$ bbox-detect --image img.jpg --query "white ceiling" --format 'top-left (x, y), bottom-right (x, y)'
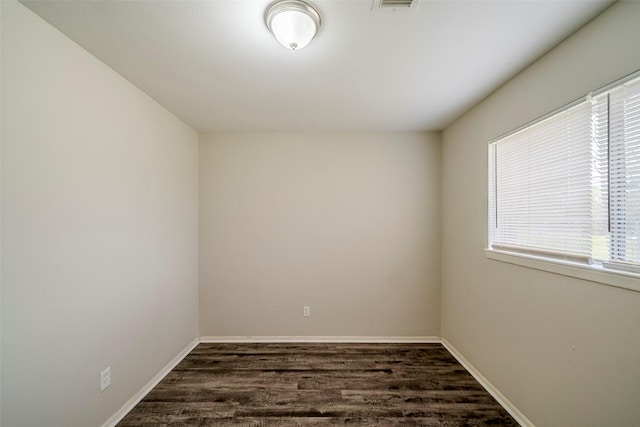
top-left (22, 0), bottom-right (613, 132)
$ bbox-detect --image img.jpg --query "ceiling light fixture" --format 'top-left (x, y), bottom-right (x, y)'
top-left (265, 0), bottom-right (321, 51)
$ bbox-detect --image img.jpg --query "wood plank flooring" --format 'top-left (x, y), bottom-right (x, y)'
top-left (118, 343), bottom-right (517, 426)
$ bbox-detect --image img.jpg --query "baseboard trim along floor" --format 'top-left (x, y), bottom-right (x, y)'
top-left (102, 336), bottom-right (533, 427)
top-left (199, 335), bottom-right (441, 343)
top-left (441, 338), bottom-right (534, 427)
top-left (101, 338), bottom-right (200, 427)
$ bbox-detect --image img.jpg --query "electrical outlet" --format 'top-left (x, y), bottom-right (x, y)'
top-left (303, 306), bottom-right (310, 317)
top-left (100, 366), bottom-right (111, 392)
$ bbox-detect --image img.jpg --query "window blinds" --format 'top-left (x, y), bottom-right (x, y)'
top-left (609, 77), bottom-right (640, 266)
top-left (489, 99), bottom-right (603, 261)
top-left (489, 73), bottom-right (640, 269)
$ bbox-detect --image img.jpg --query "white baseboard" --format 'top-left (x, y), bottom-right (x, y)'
top-left (441, 338), bottom-right (533, 427)
top-left (100, 338), bottom-right (199, 427)
top-left (199, 335), bottom-right (441, 343)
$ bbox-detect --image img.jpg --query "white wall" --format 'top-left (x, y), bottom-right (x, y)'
top-left (441, 2), bottom-right (640, 426)
top-left (0, 2), bottom-right (4, 423)
top-left (1, 2), bottom-right (199, 426)
top-left (199, 132), bottom-right (441, 337)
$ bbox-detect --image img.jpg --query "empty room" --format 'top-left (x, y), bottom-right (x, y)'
top-left (2, 0), bottom-right (640, 426)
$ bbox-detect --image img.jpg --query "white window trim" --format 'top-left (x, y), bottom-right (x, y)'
top-left (485, 248), bottom-right (640, 293)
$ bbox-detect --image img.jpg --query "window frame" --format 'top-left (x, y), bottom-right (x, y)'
top-left (485, 70), bottom-right (640, 293)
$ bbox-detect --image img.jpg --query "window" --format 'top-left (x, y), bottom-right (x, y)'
top-left (488, 72), bottom-right (640, 285)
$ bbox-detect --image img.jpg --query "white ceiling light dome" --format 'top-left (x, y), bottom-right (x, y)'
top-left (265, 0), bottom-right (322, 51)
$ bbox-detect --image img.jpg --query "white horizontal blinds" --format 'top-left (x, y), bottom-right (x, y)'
top-left (491, 100), bottom-right (595, 259)
top-left (491, 128), bottom-right (529, 250)
top-left (488, 143), bottom-right (497, 238)
top-left (590, 93), bottom-right (610, 262)
top-left (609, 76), bottom-right (640, 265)
top-left (565, 100), bottom-right (598, 257)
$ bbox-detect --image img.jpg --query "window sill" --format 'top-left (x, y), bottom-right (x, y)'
top-left (485, 249), bottom-right (640, 293)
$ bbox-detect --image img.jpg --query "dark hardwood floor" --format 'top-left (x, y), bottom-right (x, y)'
top-left (118, 343), bottom-right (517, 426)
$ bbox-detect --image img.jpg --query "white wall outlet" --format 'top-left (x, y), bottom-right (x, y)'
top-left (303, 306), bottom-right (310, 317)
top-left (100, 366), bottom-right (111, 392)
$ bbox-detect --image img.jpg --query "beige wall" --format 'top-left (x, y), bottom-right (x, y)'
top-left (199, 132), bottom-right (441, 337)
top-left (6, 0), bottom-right (640, 425)
top-left (1, 2), bottom-right (199, 426)
top-left (441, 2), bottom-right (640, 426)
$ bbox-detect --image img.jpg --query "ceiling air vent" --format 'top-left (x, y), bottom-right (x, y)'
top-left (372, 0), bottom-right (418, 12)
